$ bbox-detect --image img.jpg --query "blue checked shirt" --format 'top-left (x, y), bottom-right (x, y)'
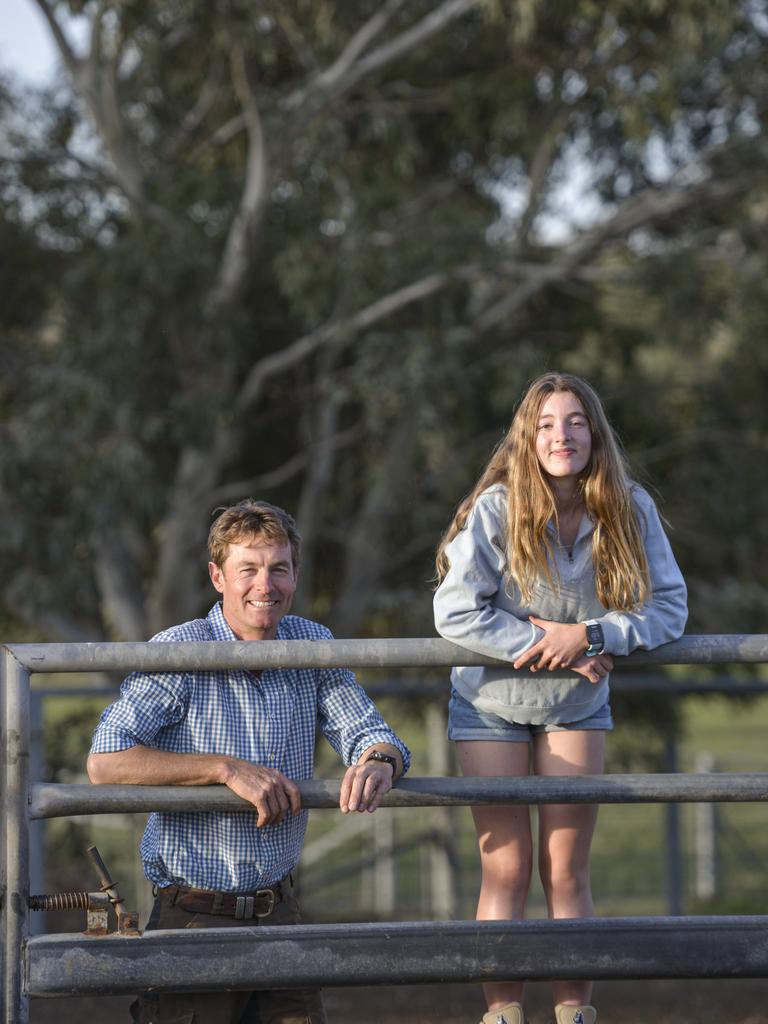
top-left (90, 602), bottom-right (410, 892)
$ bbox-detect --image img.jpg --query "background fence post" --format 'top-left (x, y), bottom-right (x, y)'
top-left (694, 752), bottom-right (718, 902)
top-left (426, 700), bottom-right (458, 919)
top-left (372, 807), bottom-right (396, 917)
top-left (664, 734), bottom-right (683, 916)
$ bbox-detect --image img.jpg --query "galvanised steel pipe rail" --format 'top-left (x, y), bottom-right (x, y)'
top-left (5, 635), bottom-right (768, 1023)
top-left (7, 633), bottom-right (768, 672)
top-left (29, 773), bottom-right (768, 819)
top-left (26, 916), bottom-right (768, 996)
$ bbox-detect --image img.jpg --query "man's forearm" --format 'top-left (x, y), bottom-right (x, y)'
top-left (88, 746), bottom-right (304, 825)
top-left (87, 746), bottom-right (231, 787)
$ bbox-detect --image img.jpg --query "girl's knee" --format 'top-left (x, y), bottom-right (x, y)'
top-left (481, 851), bottom-right (533, 895)
top-left (539, 855), bottom-right (591, 899)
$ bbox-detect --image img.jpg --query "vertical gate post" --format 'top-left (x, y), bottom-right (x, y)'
top-left (1, 648), bottom-right (31, 1024)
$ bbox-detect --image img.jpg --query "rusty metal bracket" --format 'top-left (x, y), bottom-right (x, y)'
top-left (27, 846), bottom-right (140, 936)
top-left (86, 845), bottom-right (140, 935)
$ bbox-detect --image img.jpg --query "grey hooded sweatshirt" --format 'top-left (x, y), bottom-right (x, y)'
top-left (433, 483), bottom-right (687, 725)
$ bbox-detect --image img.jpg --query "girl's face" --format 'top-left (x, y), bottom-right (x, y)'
top-left (535, 390), bottom-right (592, 482)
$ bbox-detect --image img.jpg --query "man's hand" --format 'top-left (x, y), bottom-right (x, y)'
top-left (339, 759), bottom-right (395, 815)
top-left (513, 617), bottom-right (592, 672)
top-left (222, 761), bottom-right (301, 827)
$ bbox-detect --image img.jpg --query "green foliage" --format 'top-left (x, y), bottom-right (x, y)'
top-left (0, 0), bottom-right (766, 647)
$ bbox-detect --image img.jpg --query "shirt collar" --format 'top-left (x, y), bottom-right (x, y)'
top-left (207, 601), bottom-right (239, 641)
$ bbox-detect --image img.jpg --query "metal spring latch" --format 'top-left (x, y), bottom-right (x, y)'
top-left (28, 844), bottom-right (140, 935)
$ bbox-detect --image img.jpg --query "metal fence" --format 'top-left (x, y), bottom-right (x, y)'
top-left (3, 635), bottom-right (768, 1023)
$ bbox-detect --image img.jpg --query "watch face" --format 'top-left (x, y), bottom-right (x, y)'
top-left (367, 751), bottom-right (396, 770)
top-left (586, 623), bottom-right (603, 646)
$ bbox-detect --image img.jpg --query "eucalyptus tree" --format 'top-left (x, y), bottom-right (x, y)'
top-left (1, 0), bottom-right (766, 640)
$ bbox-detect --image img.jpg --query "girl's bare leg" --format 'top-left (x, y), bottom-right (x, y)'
top-left (534, 729), bottom-right (605, 1008)
top-left (457, 740), bottom-right (532, 1011)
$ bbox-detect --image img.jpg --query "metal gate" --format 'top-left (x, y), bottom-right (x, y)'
top-left (3, 634), bottom-right (768, 1022)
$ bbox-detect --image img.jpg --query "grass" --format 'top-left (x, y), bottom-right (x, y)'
top-left (301, 689), bottom-right (768, 922)
top-left (35, 686), bottom-right (768, 928)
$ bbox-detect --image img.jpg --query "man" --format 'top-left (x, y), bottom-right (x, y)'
top-left (88, 499), bottom-right (410, 1024)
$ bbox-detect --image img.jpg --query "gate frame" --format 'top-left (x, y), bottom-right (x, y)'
top-left (3, 634), bottom-right (768, 1023)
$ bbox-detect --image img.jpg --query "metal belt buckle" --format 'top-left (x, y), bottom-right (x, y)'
top-left (255, 888), bottom-right (276, 918)
top-left (234, 896), bottom-right (255, 920)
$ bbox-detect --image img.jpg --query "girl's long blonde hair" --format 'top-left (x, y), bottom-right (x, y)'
top-left (435, 372), bottom-right (650, 611)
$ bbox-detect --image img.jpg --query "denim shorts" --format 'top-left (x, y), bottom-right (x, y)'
top-left (447, 687), bottom-right (613, 742)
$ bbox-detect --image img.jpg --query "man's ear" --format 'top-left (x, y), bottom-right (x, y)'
top-left (208, 560), bottom-right (225, 594)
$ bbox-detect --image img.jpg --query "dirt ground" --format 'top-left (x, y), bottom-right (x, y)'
top-left (29, 979), bottom-right (768, 1023)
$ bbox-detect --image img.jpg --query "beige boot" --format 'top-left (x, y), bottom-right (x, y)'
top-left (481, 1002), bottom-right (525, 1024)
top-left (554, 1005), bottom-right (596, 1024)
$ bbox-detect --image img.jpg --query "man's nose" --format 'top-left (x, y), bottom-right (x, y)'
top-left (253, 570), bottom-right (274, 591)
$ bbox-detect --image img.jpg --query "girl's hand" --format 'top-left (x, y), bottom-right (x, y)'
top-left (513, 617), bottom-right (590, 672)
top-left (570, 652), bottom-right (614, 684)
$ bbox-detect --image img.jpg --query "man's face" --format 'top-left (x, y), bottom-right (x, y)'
top-left (208, 533), bottom-right (298, 641)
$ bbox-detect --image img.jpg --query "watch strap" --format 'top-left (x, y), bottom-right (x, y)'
top-left (364, 750), bottom-right (398, 775)
top-left (584, 619), bottom-right (605, 657)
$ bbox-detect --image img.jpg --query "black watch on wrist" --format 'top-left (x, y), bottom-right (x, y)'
top-left (584, 620), bottom-right (605, 657)
top-left (365, 750), bottom-right (397, 776)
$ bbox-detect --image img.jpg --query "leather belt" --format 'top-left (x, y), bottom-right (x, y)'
top-left (165, 882), bottom-right (283, 920)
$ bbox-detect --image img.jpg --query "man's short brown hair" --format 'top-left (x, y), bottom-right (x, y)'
top-left (208, 500), bottom-right (301, 570)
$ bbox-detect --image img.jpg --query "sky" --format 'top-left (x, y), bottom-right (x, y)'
top-left (0, 0), bottom-right (82, 85)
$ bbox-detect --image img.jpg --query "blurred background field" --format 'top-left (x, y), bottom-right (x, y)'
top-left (34, 677), bottom-right (768, 931)
top-left (30, 678), bottom-right (768, 1023)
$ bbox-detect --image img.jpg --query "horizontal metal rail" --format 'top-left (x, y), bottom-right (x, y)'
top-left (27, 674), bottom-right (768, 699)
top-left (29, 773), bottom-right (768, 819)
top-left (7, 634), bottom-right (768, 673)
top-left (26, 916), bottom-right (768, 996)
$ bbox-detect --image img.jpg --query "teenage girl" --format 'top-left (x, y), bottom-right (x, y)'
top-left (433, 372), bottom-right (687, 1024)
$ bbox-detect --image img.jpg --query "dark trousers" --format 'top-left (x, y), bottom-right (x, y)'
top-left (130, 883), bottom-right (327, 1024)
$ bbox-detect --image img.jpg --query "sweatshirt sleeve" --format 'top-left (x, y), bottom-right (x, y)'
top-left (433, 488), bottom-right (541, 662)
top-left (596, 487), bottom-right (688, 656)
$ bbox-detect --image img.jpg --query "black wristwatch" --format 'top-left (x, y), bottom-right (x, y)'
top-left (584, 620), bottom-right (605, 657)
top-left (365, 750), bottom-right (398, 776)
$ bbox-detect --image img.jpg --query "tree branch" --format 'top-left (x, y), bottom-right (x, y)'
top-left (233, 264), bottom-right (481, 413)
top-left (34, 0), bottom-right (153, 211)
top-left (288, 0), bottom-right (407, 107)
top-left (167, 61), bottom-right (224, 157)
top-left (207, 42), bottom-right (269, 313)
top-left (515, 106), bottom-right (571, 245)
top-left (283, 0), bottom-right (478, 112)
top-left (475, 138), bottom-right (767, 332)
top-left (31, 0), bottom-right (79, 76)
top-left (92, 529), bottom-right (149, 641)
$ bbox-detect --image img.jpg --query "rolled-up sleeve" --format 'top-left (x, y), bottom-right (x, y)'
top-left (433, 489), bottom-right (540, 661)
top-left (597, 488), bottom-right (688, 655)
top-left (90, 669), bottom-right (189, 753)
top-left (315, 659), bottom-right (410, 773)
